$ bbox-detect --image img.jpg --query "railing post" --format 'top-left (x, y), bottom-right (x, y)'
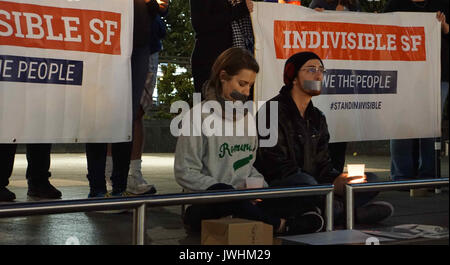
top-left (325, 190), bottom-right (333, 231)
top-left (132, 204), bottom-right (146, 245)
top-left (346, 185), bottom-right (354, 230)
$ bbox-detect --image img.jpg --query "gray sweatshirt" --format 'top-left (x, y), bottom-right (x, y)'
top-left (174, 100), bottom-right (267, 191)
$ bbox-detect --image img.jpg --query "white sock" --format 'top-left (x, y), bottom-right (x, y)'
top-left (105, 156), bottom-right (113, 179)
top-left (129, 159), bottom-right (142, 174)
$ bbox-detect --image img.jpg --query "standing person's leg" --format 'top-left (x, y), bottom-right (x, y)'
top-left (192, 64), bottom-right (211, 98)
top-left (110, 47), bottom-right (150, 196)
top-left (86, 143), bottom-right (108, 197)
top-left (110, 142), bottom-right (132, 195)
top-left (105, 144), bottom-right (113, 191)
top-left (390, 139), bottom-right (417, 180)
top-left (0, 144), bottom-right (18, 201)
top-left (126, 52), bottom-right (158, 195)
top-left (418, 137), bottom-right (437, 178)
top-left (26, 144), bottom-right (61, 199)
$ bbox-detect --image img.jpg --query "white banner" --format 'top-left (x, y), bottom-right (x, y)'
top-left (0, 0), bottom-right (133, 143)
top-left (252, 3), bottom-right (441, 142)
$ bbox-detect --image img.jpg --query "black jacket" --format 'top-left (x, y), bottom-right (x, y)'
top-left (254, 86), bottom-right (340, 187)
top-left (189, 0), bottom-right (250, 68)
top-left (133, 0), bottom-right (160, 48)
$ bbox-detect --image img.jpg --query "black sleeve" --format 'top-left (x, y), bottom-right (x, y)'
top-left (190, 0), bottom-right (232, 35)
top-left (383, 0), bottom-right (400, 13)
top-left (309, 0), bottom-right (323, 9)
top-left (146, 0), bottom-right (160, 16)
top-left (230, 1), bottom-right (250, 21)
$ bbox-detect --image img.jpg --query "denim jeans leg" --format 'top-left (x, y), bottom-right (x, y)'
top-left (418, 138), bottom-right (437, 178)
top-left (390, 139), bottom-right (417, 180)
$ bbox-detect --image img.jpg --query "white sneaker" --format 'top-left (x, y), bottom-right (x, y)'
top-left (126, 170), bottom-right (156, 195)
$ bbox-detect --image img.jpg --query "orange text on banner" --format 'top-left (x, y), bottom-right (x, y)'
top-left (0, 1), bottom-right (121, 55)
top-left (274, 21), bottom-right (426, 61)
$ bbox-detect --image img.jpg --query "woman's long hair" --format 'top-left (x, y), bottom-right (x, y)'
top-left (203, 47), bottom-right (259, 100)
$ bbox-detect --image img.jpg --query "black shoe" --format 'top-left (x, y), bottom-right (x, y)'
top-left (182, 206), bottom-right (201, 234)
top-left (355, 201), bottom-right (394, 224)
top-left (0, 187), bottom-right (16, 202)
top-left (141, 186), bottom-right (157, 195)
top-left (284, 210), bottom-right (324, 235)
top-left (27, 180), bottom-right (62, 199)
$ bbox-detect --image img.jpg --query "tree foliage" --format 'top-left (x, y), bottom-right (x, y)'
top-left (160, 0), bottom-right (195, 58)
top-left (154, 64), bottom-right (194, 120)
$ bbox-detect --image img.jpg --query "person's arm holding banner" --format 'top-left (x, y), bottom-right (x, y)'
top-left (437, 11), bottom-right (449, 35)
top-left (144, 0), bottom-right (160, 12)
top-left (309, 0), bottom-right (326, 12)
top-left (156, 0), bottom-right (169, 13)
top-left (246, 0), bottom-right (254, 13)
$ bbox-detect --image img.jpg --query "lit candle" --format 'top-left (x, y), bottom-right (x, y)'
top-left (346, 164), bottom-right (366, 184)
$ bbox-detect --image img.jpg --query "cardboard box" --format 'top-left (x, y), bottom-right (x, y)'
top-left (201, 218), bottom-right (273, 245)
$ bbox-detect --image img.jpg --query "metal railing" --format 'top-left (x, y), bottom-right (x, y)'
top-left (346, 178), bottom-right (449, 230)
top-left (0, 185), bottom-right (334, 245)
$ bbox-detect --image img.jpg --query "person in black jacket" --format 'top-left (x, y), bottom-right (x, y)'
top-left (309, 0), bottom-right (361, 174)
top-left (190, 0), bottom-right (254, 98)
top-left (255, 52), bottom-right (394, 226)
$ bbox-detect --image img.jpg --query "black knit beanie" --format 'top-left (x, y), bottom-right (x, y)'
top-left (283, 52), bottom-right (323, 88)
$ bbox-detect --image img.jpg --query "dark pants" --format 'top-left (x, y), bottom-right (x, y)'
top-left (192, 64), bottom-right (210, 98)
top-left (86, 47), bottom-right (150, 194)
top-left (390, 138), bottom-right (436, 180)
top-left (0, 144), bottom-right (52, 188)
top-left (183, 184), bottom-right (281, 232)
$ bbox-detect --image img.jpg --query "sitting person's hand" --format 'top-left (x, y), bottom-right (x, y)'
top-left (333, 173), bottom-right (366, 196)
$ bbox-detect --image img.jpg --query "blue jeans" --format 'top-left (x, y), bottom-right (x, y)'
top-left (390, 138), bottom-right (436, 180)
top-left (389, 82), bottom-right (446, 180)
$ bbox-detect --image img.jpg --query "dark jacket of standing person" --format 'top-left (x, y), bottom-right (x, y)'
top-left (190, 0), bottom-right (251, 94)
top-left (134, 0), bottom-right (161, 49)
